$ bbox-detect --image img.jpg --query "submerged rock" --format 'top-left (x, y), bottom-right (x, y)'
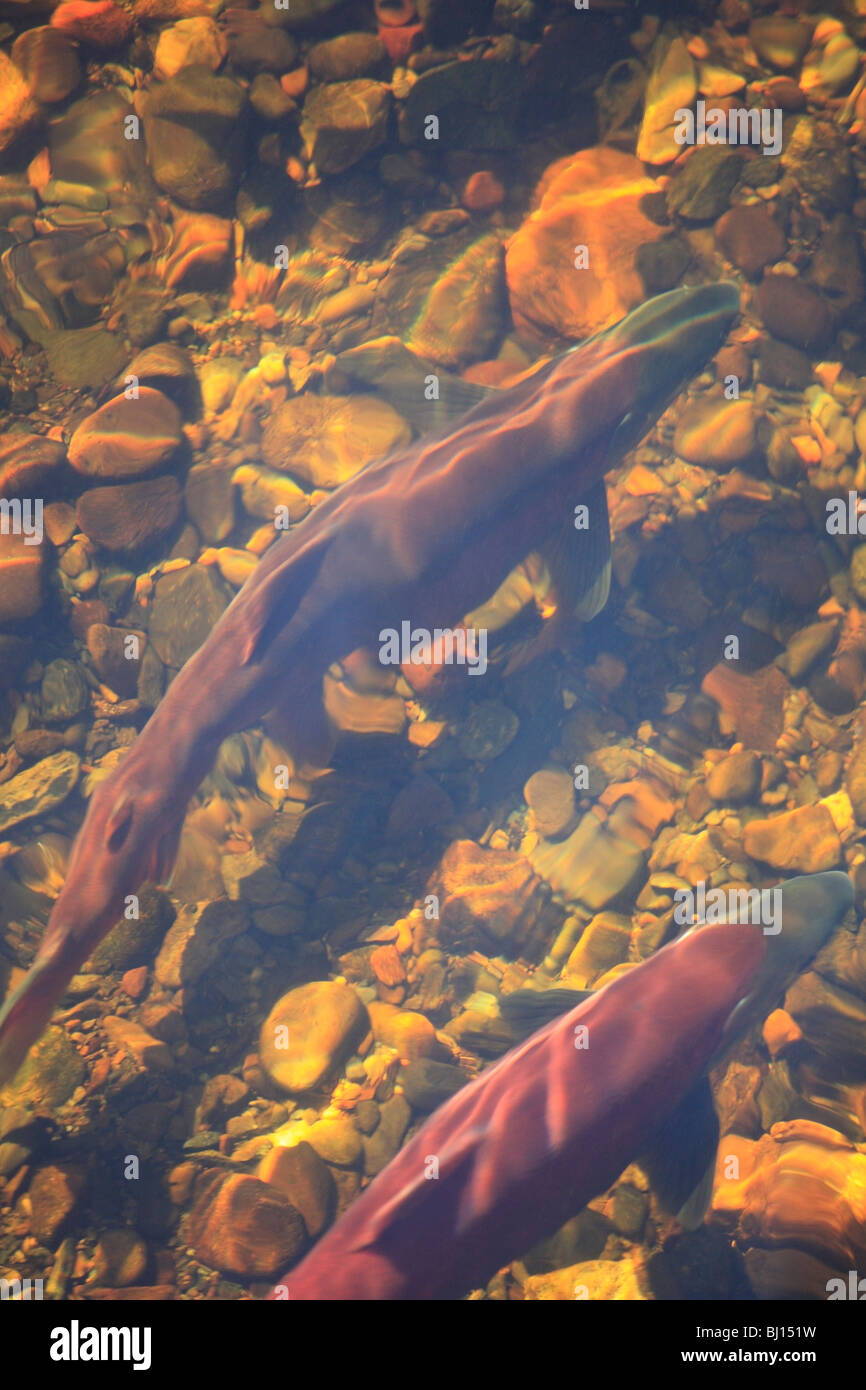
top-left (144, 66), bottom-right (247, 210)
top-left (68, 389), bottom-right (183, 480)
top-left (506, 147), bottom-right (667, 341)
top-left (76, 476), bottom-right (182, 554)
top-left (0, 751), bottom-right (81, 834)
top-left (259, 981), bottom-right (369, 1093)
top-left (636, 36), bottom-right (696, 165)
top-left (148, 564), bottom-right (232, 668)
top-left (187, 1170), bottom-right (306, 1277)
top-left (261, 394), bottom-right (410, 489)
top-left (300, 79), bottom-right (391, 174)
top-left (0, 531), bottom-right (45, 624)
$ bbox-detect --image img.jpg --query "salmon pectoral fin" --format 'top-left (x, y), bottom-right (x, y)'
top-left (638, 1073), bottom-right (719, 1229)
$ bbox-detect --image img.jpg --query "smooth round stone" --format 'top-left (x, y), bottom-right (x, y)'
top-left (51, 1), bottom-right (133, 49)
top-left (68, 388), bottom-right (183, 479)
top-left (300, 79), bottom-right (391, 174)
top-left (41, 658), bottom-right (89, 721)
top-left (308, 33), bottom-right (388, 81)
top-left (143, 67), bottom-right (246, 211)
top-left (706, 751), bottom-right (762, 805)
top-left (715, 204), bottom-right (787, 277)
top-left (0, 433), bottom-right (66, 499)
top-left (673, 398), bottom-right (756, 470)
top-left (261, 394), bottom-right (410, 489)
top-left (458, 699), bottom-right (519, 761)
top-left (0, 530), bottom-right (45, 624)
top-left (635, 35), bottom-right (697, 165)
top-left (259, 981), bottom-right (369, 1093)
top-left (749, 17), bottom-right (811, 71)
top-left (12, 26), bottom-right (81, 104)
top-left (755, 277), bottom-right (832, 351)
top-left (187, 1171), bottom-right (306, 1277)
top-left (524, 768), bottom-right (577, 839)
top-left (147, 564), bottom-right (232, 667)
top-left (76, 475), bottom-right (182, 554)
top-left (154, 17), bottom-right (228, 79)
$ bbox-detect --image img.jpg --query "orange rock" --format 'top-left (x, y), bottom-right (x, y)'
top-left (713, 1121), bottom-right (866, 1271)
top-left (701, 663), bottom-right (790, 754)
top-left (762, 1007), bottom-right (802, 1058)
top-left (430, 839), bottom-right (559, 954)
top-left (744, 804), bottom-right (841, 874)
top-left (462, 170), bottom-right (505, 213)
top-left (257, 1141), bottom-right (335, 1238)
top-left (506, 147), bottom-right (667, 341)
top-left (370, 943), bottom-right (406, 987)
top-left (186, 1170), bottom-right (306, 1277)
top-left (0, 530), bottom-right (45, 623)
top-left (375, 1009), bottom-right (439, 1062)
top-left (51, 1), bottom-right (132, 49)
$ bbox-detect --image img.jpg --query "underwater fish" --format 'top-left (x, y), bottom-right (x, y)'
top-left (0, 281), bottom-right (739, 1088)
top-left (271, 871), bottom-right (853, 1300)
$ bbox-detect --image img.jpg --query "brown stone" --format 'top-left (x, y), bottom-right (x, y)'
top-left (76, 476), bottom-right (182, 554)
top-left (187, 1169), bottom-right (306, 1277)
top-left (743, 804), bottom-right (841, 874)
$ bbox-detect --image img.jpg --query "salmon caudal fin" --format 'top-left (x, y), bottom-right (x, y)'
top-left (0, 950), bottom-right (75, 1090)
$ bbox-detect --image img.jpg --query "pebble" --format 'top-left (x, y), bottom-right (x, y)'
top-left (705, 750), bottom-right (762, 804)
top-left (92, 1230), bottom-right (148, 1288)
top-left (749, 17), bottom-right (811, 71)
top-left (667, 148), bottom-right (743, 221)
top-left (300, 79), bottom-right (391, 175)
top-left (507, 147), bottom-right (666, 341)
top-left (715, 205), bottom-right (787, 277)
top-left (674, 398), bottom-right (756, 470)
top-left (524, 768), bottom-right (578, 840)
top-left (41, 658), bottom-right (89, 722)
top-left (186, 1170), bottom-right (306, 1277)
top-left (743, 805), bottom-right (842, 874)
top-left (102, 1016), bottom-right (174, 1072)
top-left (0, 751), bottom-right (81, 834)
top-left (458, 699), bottom-right (519, 761)
top-left (11, 26), bottom-right (81, 104)
top-left (28, 1164), bottom-right (86, 1245)
top-left (68, 389), bottom-right (183, 480)
top-left (259, 981), bottom-right (369, 1093)
top-left (261, 394), bottom-right (410, 489)
top-left (400, 1058), bottom-right (465, 1111)
top-left (755, 277), bottom-right (832, 353)
top-left (51, 1), bottom-right (132, 49)
top-left (153, 18), bottom-right (228, 80)
top-left (76, 476), bottom-right (182, 554)
top-left (636, 36), bottom-right (696, 165)
top-left (563, 912), bottom-right (631, 989)
top-left (147, 564), bottom-right (232, 667)
top-left (308, 34), bottom-right (389, 81)
top-left (257, 1141), bottom-right (335, 1239)
top-left (0, 531), bottom-right (45, 624)
top-left (143, 68), bottom-right (246, 210)
top-left (154, 899), bottom-right (248, 988)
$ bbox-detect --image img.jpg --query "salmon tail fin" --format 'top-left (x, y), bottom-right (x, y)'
top-left (0, 949), bottom-right (74, 1090)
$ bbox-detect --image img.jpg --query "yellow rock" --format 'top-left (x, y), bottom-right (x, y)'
top-left (636, 37), bottom-right (697, 165)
